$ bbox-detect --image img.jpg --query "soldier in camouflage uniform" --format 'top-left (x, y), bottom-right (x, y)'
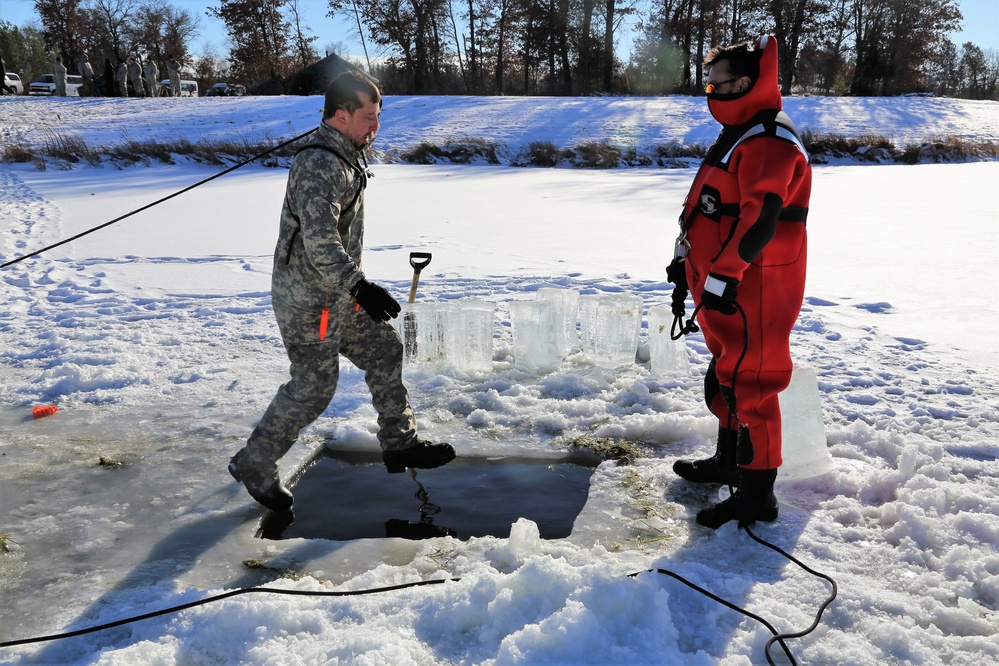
top-left (229, 72), bottom-right (455, 512)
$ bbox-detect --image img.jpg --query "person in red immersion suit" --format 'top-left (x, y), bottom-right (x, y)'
top-left (668, 35), bottom-right (812, 529)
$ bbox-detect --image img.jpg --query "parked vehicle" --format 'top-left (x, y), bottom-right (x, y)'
top-left (159, 79), bottom-right (199, 97)
top-left (3, 72), bottom-right (23, 95)
top-left (28, 73), bottom-right (84, 96)
top-left (205, 82), bottom-right (246, 97)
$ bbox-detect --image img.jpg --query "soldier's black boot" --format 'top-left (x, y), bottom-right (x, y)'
top-left (383, 438), bottom-right (456, 474)
top-left (673, 426), bottom-right (739, 485)
top-left (696, 468), bottom-right (779, 529)
top-left (228, 451), bottom-right (294, 512)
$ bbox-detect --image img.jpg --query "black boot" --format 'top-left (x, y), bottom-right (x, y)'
top-left (383, 438), bottom-right (456, 473)
top-left (696, 468), bottom-right (779, 529)
top-left (673, 426), bottom-right (739, 485)
top-left (228, 454), bottom-right (294, 512)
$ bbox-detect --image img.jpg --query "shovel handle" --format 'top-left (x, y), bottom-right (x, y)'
top-left (408, 273), bottom-right (421, 304)
top-left (407, 252), bottom-right (432, 304)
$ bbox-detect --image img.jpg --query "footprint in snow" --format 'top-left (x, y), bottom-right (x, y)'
top-left (804, 296), bottom-right (838, 307)
top-left (857, 301), bottom-right (892, 313)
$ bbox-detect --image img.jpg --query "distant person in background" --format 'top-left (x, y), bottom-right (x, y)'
top-left (103, 58), bottom-right (115, 96)
top-left (78, 53), bottom-right (95, 96)
top-left (143, 58), bottom-right (159, 97)
top-left (127, 56), bottom-right (144, 97)
top-left (228, 72), bottom-right (456, 512)
top-left (1, 54), bottom-right (16, 95)
top-left (668, 35), bottom-right (812, 529)
top-left (166, 55), bottom-right (181, 96)
top-left (53, 56), bottom-right (67, 96)
top-left (115, 58), bottom-right (128, 97)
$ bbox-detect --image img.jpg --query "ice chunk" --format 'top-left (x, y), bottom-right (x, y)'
top-left (647, 304), bottom-right (690, 376)
top-left (398, 302), bottom-right (449, 368)
top-left (510, 299), bottom-right (561, 373)
top-left (537, 287), bottom-right (580, 357)
top-left (577, 294), bottom-right (603, 361)
top-left (593, 294), bottom-right (643, 369)
top-left (779, 365), bottom-right (832, 479)
top-left (449, 299), bottom-right (495, 373)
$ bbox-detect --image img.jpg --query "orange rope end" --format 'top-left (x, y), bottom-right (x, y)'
top-left (32, 405), bottom-right (58, 419)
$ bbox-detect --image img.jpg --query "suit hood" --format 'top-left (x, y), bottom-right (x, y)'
top-left (707, 34), bottom-right (783, 126)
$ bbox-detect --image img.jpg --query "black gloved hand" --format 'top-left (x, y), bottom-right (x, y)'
top-left (700, 273), bottom-right (739, 315)
top-left (351, 278), bottom-right (401, 322)
top-left (666, 256), bottom-right (688, 291)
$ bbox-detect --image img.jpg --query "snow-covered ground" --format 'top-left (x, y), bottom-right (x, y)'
top-left (0, 94), bottom-right (996, 665)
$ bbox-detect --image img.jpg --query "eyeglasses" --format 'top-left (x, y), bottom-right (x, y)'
top-left (705, 77), bottom-right (737, 94)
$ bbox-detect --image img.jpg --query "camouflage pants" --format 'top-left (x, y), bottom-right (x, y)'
top-left (235, 297), bottom-right (417, 482)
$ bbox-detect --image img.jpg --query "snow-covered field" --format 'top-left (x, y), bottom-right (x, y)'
top-left (0, 94), bottom-right (997, 665)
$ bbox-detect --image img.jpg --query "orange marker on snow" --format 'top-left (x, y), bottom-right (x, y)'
top-left (32, 405), bottom-right (58, 419)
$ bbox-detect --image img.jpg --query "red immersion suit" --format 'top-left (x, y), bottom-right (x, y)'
top-left (680, 35), bottom-right (812, 470)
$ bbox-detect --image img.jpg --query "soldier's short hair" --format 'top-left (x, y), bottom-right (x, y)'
top-left (704, 42), bottom-right (759, 82)
top-left (323, 71), bottom-right (381, 120)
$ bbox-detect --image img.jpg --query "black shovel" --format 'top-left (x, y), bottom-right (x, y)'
top-left (404, 252), bottom-right (432, 358)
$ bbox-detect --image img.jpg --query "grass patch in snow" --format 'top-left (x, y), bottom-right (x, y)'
top-left (401, 136), bottom-right (502, 164)
top-left (97, 455), bottom-right (124, 469)
top-left (242, 559), bottom-right (308, 581)
top-left (556, 421), bottom-right (641, 465)
top-left (3, 131), bottom-right (996, 170)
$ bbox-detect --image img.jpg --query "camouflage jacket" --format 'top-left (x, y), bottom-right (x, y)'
top-left (271, 122), bottom-right (367, 316)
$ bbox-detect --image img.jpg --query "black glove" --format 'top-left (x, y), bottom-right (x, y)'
top-left (700, 273), bottom-right (739, 315)
top-left (351, 279), bottom-right (401, 322)
top-left (666, 256), bottom-right (688, 291)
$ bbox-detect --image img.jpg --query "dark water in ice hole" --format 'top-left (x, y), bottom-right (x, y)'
top-left (259, 450), bottom-right (597, 542)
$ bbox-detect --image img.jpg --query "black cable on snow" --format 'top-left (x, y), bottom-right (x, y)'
top-left (0, 578), bottom-right (460, 649)
top-left (1, 525), bottom-right (838, 665)
top-left (0, 129), bottom-right (314, 270)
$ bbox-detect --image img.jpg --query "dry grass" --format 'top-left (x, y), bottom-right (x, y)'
top-left (565, 141), bottom-right (623, 168)
top-left (2, 130), bottom-right (995, 170)
top-left (515, 140), bottom-right (561, 167)
top-left (898, 136), bottom-right (999, 164)
top-left (401, 137), bottom-right (502, 165)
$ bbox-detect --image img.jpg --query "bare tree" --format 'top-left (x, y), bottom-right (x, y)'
top-left (286, 0), bottom-right (319, 69)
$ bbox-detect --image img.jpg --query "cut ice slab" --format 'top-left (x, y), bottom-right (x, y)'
top-left (778, 365), bottom-right (832, 479)
top-left (397, 300), bottom-right (496, 373)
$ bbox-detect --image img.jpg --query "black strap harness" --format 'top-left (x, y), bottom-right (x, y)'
top-left (293, 142), bottom-right (369, 218)
top-left (683, 109), bottom-right (810, 232)
top-left (670, 109), bottom-right (810, 341)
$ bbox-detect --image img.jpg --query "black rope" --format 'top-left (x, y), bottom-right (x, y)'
top-left (744, 526), bottom-right (839, 666)
top-left (0, 129), bottom-right (316, 270)
top-left (629, 568), bottom-right (796, 663)
top-left (631, 523), bottom-right (838, 666)
top-left (1, 529), bottom-right (837, 662)
top-left (0, 577), bottom-right (460, 649)
top-left (671, 301), bottom-right (702, 341)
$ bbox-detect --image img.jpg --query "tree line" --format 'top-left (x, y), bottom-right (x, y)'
top-left (1, 0), bottom-right (200, 92)
top-left (340, 0), bottom-right (993, 98)
top-left (3, 0), bottom-right (996, 100)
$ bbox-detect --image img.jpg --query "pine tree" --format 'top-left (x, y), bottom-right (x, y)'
top-left (209, 0), bottom-right (293, 85)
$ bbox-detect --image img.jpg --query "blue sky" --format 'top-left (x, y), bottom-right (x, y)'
top-left (1, 0), bottom-right (996, 60)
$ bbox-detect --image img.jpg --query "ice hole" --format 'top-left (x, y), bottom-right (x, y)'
top-left (259, 449), bottom-right (598, 542)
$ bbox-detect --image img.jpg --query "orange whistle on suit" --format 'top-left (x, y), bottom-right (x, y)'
top-left (319, 308), bottom-right (329, 340)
